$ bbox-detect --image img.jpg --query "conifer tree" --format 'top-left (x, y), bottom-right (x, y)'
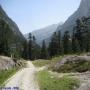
top-left (48, 32), bottom-right (59, 57)
top-left (22, 40), bottom-right (28, 59)
top-left (28, 33), bottom-right (33, 60)
top-left (86, 30), bottom-right (90, 52)
top-left (57, 31), bottom-right (63, 55)
top-left (72, 29), bottom-right (80, 53)
top-left (75, 19), bottom-right (86, 52)
top-left (63, 31), bottom-right (72, 54)
top-left (0, 20), bottom-right (12, 56)
top-left (31, 35), bottom-right (40, 60)
top-left (28, 33), bottom-right (41, 60)
top-left (84, 17), bottom-right (90, 52)
top-left (40, 40), bottom-right (48, 59)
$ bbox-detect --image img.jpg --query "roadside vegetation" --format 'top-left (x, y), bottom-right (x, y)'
top-left (0, 55), bottom-right (26, 87)
top-left (37, 70), bottom-right (79, 90)
top-left (32, 59), bottom-right (51, 67)
top-left (33, 54), bottom-right (90, 73)
top-left (0, 68), bottom-right (19, 86)
top-left (35, 54), bottom-right (90, 90)
top-left (33, 56), bottom-right (62, 67)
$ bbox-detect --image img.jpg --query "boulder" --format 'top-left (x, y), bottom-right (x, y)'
top-left (53, 55), bottom-right (90, 73)
top-left (0, 56), bottom-right (15, 70)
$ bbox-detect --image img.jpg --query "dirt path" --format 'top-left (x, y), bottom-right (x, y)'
top-left (4, 61), bottom-right (39, 90)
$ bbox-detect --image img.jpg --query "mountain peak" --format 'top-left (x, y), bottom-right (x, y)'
top-left (56, 0), bottom-right (90, 33)
top-left (79, 0), bottom-right (90, 17)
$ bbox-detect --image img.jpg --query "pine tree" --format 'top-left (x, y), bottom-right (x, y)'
top-left (57, 31), bottom-right (63, 55)
top-left (84, 17), bottom-right (90, 52)
top-left (63, 31), bottom-right (72, 54)
top-left (28, 33), bottom-right (41, 60)
top-left (28, 33), bottom-right (33, 60)
top-left (0, 20), bottom-right (13, 56)
top-left (48, 32), bottom-right (59, 57)
top-left (22, 40), bottom-right (28, 59)
top-left (72, 29), bottom-right (80, 53)
top-left (40, 40), bottom-right (48, 59)
top-left (86, 30), bottom-right (90, 52)
top-left (31, 35), bottom-right (40, 60)
top-left (75, 18), bottom-right (86, 52)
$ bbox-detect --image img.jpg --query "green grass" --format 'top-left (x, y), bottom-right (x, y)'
top-left (37, 70), bottom-right (79, 90)
top-left (0, 68), bottom-right (19, 86)
top-left (32, 59), bottom-right (51, 67)
top-left (33, 56), bottom-right (62, 67)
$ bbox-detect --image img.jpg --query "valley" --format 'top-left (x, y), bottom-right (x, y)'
top-left (0, 0), bottom-right (90, 90)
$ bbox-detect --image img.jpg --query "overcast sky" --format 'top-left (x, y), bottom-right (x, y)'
top-left (0, 0), bottom-right (81, 34)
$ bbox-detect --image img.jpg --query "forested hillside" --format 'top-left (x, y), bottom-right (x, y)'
top-left (0, 5), bottom-right (25, 58)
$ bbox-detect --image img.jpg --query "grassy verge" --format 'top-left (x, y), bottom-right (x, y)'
top-left (0, 68), bottom-right (19, 86)
top-left (32, 59), bottom-right (51, 67)
top-left (37, 70), bottom-right (79, 90)
top-left (33, 56), bottom-right (62, 67)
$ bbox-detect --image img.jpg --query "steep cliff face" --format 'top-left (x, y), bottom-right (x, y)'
top-left (0, 5), bottom-right (25, 42)
top-left (57, 0), bottom-right (90, 33)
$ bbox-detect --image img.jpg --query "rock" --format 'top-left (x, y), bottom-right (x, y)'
top-left (77, 83), bottom-right (90, 90)
top-left (0, 56), bottom-right (25, 70)
top-left (0, 56), bottom-right (15, 70)
top-left (53, 55), bottom-right (90, 73)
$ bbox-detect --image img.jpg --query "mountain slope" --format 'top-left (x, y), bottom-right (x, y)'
top-left (25, 23), bottom-right (63, 45)
top-left (57, 0), bottom-right (90, 33)
top-left (0, 5), bottom-right (25, 42)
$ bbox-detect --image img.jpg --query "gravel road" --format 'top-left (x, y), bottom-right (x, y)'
top-left (4, 61), bottom-right (39, 90)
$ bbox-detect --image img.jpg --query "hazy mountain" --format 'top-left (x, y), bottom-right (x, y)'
top-left (57, 0), bottom-right (90, 33)
top-left (0, 5), bottom-right (25, 42)
top-left (25, 23), bottom-right (63, 45)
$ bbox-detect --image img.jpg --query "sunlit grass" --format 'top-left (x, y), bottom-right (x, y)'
top-left (0, 68), bottom-right (19, 86)
top-left (37, 70), bottom-right (79, 90)
top-left (32, 56), bottom-right (63, 67)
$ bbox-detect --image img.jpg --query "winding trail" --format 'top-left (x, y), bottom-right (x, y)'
top-left (4, 61), bottom-right (39, 90)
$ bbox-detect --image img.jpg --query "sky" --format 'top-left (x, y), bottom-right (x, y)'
top-left (0, 0), bottom-right (81, 34)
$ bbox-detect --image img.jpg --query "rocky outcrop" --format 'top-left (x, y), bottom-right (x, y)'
top-left (53, 55), bottom-right (90, 73)
top-left (0, 56), bottom-right (15, 70)
top-left (0, 56), bottom-right (25, 70)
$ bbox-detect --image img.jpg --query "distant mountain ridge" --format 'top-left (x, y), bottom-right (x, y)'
top-left (25, 23), bottom-right (63, 45)
top-left (25, 0), bottom-right (90, 46)
top-left (57, 0), bottom-right (90, 33)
